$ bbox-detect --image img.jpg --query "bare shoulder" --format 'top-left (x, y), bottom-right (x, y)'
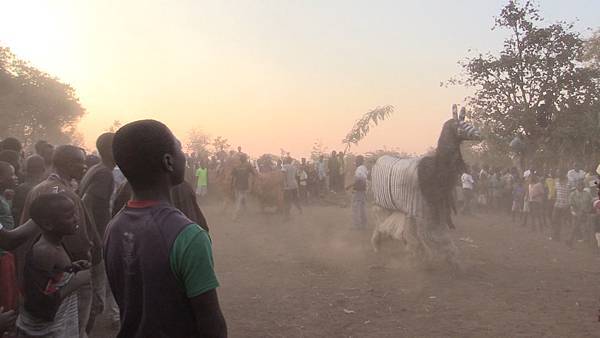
top-left (30, 239), bottom-right (69, 273)
top-left (30, 240), bottom-right (56, 272)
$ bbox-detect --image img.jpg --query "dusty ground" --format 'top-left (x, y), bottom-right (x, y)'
top-left (93, 199), bottom-right (600, 337)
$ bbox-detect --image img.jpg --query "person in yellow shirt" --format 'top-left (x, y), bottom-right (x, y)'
top-left (545, 169), bottom-right (557, 224)
top-left (195, 160), bottom-right (208, 200)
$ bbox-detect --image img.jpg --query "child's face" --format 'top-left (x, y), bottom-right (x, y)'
top-left (0, 165), bottom-right (18, 190)
top-left (52, 199), bottom-right (79, 235)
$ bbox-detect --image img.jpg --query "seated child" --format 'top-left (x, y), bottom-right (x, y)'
top-left (16, 193), bottom-right (91, 338)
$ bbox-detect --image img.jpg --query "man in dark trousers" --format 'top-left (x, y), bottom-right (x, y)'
top-left (78, 132), bottom-right (116, 333)
top-left (105, 120), bottom-right (227, 338)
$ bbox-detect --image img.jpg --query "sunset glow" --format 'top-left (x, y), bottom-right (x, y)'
top-left (1, 0), bottom-right (598, 157)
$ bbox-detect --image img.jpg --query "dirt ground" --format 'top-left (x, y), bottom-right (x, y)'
top-left (93, 199), bottom-right (600, 337)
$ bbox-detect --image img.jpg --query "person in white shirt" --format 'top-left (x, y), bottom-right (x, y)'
top-left (461, 168), bottom-right (475, 215)
top-left (567, 161), bottom-right (586, 191)
top-left (281, 157), bottom-right (302, 220)
top-left (349, 156), bottom-right (369, 229)
top-left (317, 155), bottom-right (327, 197)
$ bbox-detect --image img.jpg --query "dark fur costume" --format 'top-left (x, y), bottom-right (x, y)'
top-left (417, 119), bottom-right (466, 229)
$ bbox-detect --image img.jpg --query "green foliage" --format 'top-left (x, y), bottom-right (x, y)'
top-left (108, 120), bottom-right (122, 132)
top-left (452, 1), bottom-right (600, 167)
top-left (342, 105), bottom-right (394, 152)
top-left (310, 139), bottom-right (328, 161)
top-left (211, 136), bottom-right (230, 153)
top-left (187, 128), bottom-right (212, 159)
top-left (0, 46), bottom-right (86, 148)
top-left (583, 29), bottom-right (600, 69)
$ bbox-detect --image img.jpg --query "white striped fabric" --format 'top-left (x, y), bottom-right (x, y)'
top-left (371, 155), bottom-right (426, 219)
top-left (458, 120), bottom-right (479, 139)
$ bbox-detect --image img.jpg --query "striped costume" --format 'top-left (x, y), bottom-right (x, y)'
top-left (371, 155), bottom-right (426, 220)
top-left (370, 108), bottom-right (480, 267)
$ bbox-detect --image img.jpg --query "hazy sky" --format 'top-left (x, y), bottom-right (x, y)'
top-left (1, 0), bottom-right (599, 158)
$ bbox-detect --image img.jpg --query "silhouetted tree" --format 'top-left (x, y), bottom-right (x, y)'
top-left (0, 46), bottom-right (86, 148)
top-left (451, 1), bottom-right (600, 166)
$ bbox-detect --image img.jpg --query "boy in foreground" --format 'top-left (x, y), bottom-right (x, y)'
top-left (16, 193), bottom-right (91, 337)
top-left (105, 120), bottom-right (226, 337)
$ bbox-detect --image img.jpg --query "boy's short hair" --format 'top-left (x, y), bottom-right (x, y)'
top-left (96, 132), bottom-right (115, 160)
top-left (0, 161), bottom-right (13, 177)
top-left (29, 193), bottom-right (73, 225)
top-left (52, 145), bottom-right (85, 169)
top-left (0, 150), bottom-right (19, 171)
top-left (113, 120), bottom-right (177, 187)
top-left (25, 155), bottom-right (45, 177)
top-left (0, 137), bottom-right (22, 153)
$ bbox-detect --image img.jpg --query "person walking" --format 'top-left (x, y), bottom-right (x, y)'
top-left (349, 156), bottom-right (368, 229)
top-left (231, 153), bottom-right (255, 221)
top-left (282, 158), bottom-right (302, 220)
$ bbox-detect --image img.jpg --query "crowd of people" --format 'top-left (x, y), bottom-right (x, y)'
top-left (0, 121), bottom-right (227, 338)
top-left (460, 162), bottom-right (600, 249)
top-left (0, 120), bottom-right (371, 338)
top-left (187, 150), bottom-right (353, 203)
top-left (185, 148), bottom-right (367, 226)
top-left (2, 120), bottom-right (599, 337)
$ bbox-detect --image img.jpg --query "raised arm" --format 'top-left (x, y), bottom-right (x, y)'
top-left (0, 218), bottom-right (39, 250)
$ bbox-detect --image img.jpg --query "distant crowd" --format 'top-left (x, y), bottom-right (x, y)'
top-left (460, 162), bottom-right (600, 249)
top-left (186, 148), bottom-right (354, 203)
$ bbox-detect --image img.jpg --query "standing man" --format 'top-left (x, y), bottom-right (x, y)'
top-left (337, 151), bottom-right (345, 193)
top-left (349, 156), bottom-right (368, 229)
top-left (566, 181), bottom-right (592, 248)
top-left (461, 168), bottom-right (475, 215)
top-left (317, 155), bottom-right (327, 197)
top-left (282, 158), bottom-right (302, 220)
top-left (105, 120), bottom-right (227, 338)
top-left (567, 161), bottom-right (586, 191)
top-left (231, 153), bottom-right (255, 221)
top-left (78, 132), bottom-right (116, 334)
top-left (34, 141), bottom-right (54, 178)
top-left (328, 151), bottom-right (339, 193)
top-left (298, 158), bottom-right (308, 204)
top-left (20, 145), bottom-right (101, 338)
top-left (195, 160), bottom-right (209, 200)
top-left (552, 169), bottom-right (570, 241)
top-left (11, 155), bottom-right (45, 223)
